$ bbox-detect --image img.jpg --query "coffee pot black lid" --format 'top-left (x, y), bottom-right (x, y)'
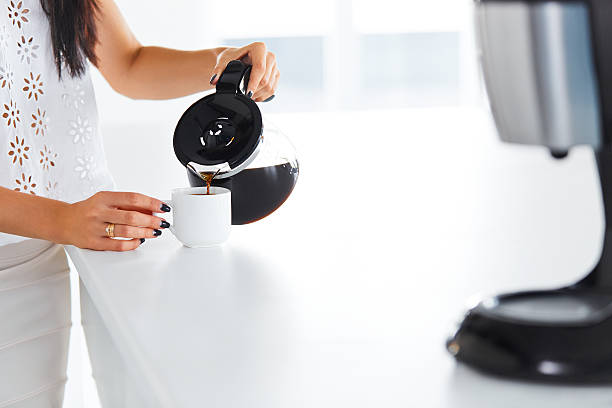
top-left (173, 60), bottom-right (263, 175)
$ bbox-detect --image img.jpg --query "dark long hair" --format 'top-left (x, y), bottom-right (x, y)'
top-left (39, 0), bottom-right (99, 78)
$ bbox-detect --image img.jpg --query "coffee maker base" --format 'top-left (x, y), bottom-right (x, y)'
top-left (448, 149), bottom-right (612, 383)
top-left (447, 286), bottom-right (612, 383)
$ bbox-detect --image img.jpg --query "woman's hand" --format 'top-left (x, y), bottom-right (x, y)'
top-left (210, 42), bottom-right (280, 102)
top-left (60, 191), bottom-right (170, 251)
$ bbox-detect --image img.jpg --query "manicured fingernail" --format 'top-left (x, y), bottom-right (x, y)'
top-left (160, 203), bottom-right (171, 212)
top-left (153, 229), bottom-right (162, 237)
top-left (209, 74), bottom-right (217, 85)
top-left (246, 91), bottom-right (253, 99)
top-left (160, 220), bottom-right (170, 229)
top-left (263, 94), bottom-right (275, 103)
top-left (140, 238), bottom-right (145, 244)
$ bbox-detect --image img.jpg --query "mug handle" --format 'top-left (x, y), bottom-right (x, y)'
top-left (156, 200), bottom-right (176, 235)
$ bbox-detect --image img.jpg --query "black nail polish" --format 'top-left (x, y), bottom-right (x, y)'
top-left (153, 229), bottom-right (162, 237)
top-left (160, 220), bottom-right (170, 229)
top-left (160, 203), bottom-right (171, 212)
top-left (140, 238), bottom-right (145, 244)
top-left (263, 94), bottom-right (275, 103)
top-left (209, 74), bottom-right (217, 85)
top-left (246, 91), bottom-right (253, 99)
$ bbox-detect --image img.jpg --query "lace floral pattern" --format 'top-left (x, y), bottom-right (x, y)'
top-left (61, 82), bottom-right (86, 110)
top-left (7, 1), bottom-right (29, 29)
top-left (74, 155), bottom-right (95, 180)
top-left (0, 63), bottom-right (13, 89)
top-left (7, 134), bottom-right (29, 165)
top-left (1, 0), bottom-right (113, 245)
top-left (44, 179), bottom-right (61, 199)
top-left (39, 144), bottom-right (56, 170)
top-left (22, 71), bottom-right (42, 100)
top-left (14, 172), bottom-right (35, 194)
top-left (16, 35), bottom-right (37, 64)
top-left (30, 107), bottom-right (47, 136)
top-left (0, 25), bottom-right (10, 50)
top-left (3, 99), bottom-right (20, 128)
top-left (69, 114), bottom-right (92, 144)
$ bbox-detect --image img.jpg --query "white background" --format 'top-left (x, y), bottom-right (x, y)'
top-left (90, 0), bottom-right (481, 199)
top-left (60, 0), bottom-right (598, 406)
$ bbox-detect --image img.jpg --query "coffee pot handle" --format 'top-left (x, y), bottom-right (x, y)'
top-left (216, 60), bottom-right (252, 95)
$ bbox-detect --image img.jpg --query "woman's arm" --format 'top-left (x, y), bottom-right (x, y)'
top-left (0, 187), bottom-right (169, 251)
top-left (94, 0), bottom-right (279, 102)
top-left (0, 187), bottom-right (70, 244)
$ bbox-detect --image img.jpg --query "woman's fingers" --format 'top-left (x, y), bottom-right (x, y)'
top-left (112, 224), bottom-right (160, 239)
top-left (260, 53), bottom-right (276, 93)
top-left (210, 43), bottom-right (258, 87)
top-left (210, 62), bottom-right (225, 86)
top-left (96, 238), bottom-right (143, 252)
top-left (90, 224), bottom-right (157, 252)
top-left (96, 191), bottom-right (165, 213)
top-left (106, 209), bottom-right (165, 229)
top-left (253, 56), bottom-right (277, 102)
top-left (210, 43), bottom-right (280, 99)
top-left (271, 70), bottom-right (280, 93)
top-left (260, 72), bottom-right (279, 102)
top-left (243, 42), bottom-right (267, 97)
top-left (68, 191), bottom-right (168, 252)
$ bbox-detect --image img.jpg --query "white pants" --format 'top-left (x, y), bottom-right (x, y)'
top-left (0, 240), bottom-right (71, 408)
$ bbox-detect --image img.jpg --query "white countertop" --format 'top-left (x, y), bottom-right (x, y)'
top-left (68, 108), bottom-right (612, 407)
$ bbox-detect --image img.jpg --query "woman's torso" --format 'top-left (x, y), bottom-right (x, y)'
top-left (0, 0), bottom-right (114, 246)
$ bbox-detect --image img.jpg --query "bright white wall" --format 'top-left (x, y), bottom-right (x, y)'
top-left (68, 1), bottom-right (482, 407)
top-left (92, 0), bottom-right (480, 124)
top-left (90, 0), bottom-right (480, 196)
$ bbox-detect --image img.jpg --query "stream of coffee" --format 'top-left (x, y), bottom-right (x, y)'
top-left (199, 172), bottom-right (215, 195)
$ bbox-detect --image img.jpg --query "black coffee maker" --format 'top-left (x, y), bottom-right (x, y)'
top-left (447, 0), bottom-right (612, 382)
top-left (173, 60), bottom-right (299, 225)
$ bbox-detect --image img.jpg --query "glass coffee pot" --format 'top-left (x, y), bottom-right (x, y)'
top-left (173, 60), bottom-right (299, 225)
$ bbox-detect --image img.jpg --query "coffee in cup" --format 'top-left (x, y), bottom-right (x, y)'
top-left (160, 186), bottom-right (231, 247)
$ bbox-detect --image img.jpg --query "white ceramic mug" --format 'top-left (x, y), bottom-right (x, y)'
top-left (163, 186), bottom-right (231, 247)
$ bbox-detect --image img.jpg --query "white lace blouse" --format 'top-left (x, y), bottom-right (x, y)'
top-left (0, 0), bottom-right (114, 246)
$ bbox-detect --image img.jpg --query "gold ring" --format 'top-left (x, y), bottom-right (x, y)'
top-left (105, 223), bottom-right (115, 238)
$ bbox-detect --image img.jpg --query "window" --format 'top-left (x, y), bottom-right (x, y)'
top-left (212, 0), bottom-right (480, 111)
top-left (96, 0), bottom-right (481, 121)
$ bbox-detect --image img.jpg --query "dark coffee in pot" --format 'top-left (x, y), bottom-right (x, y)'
top-left (188, 162), bottom-right (298, 225)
